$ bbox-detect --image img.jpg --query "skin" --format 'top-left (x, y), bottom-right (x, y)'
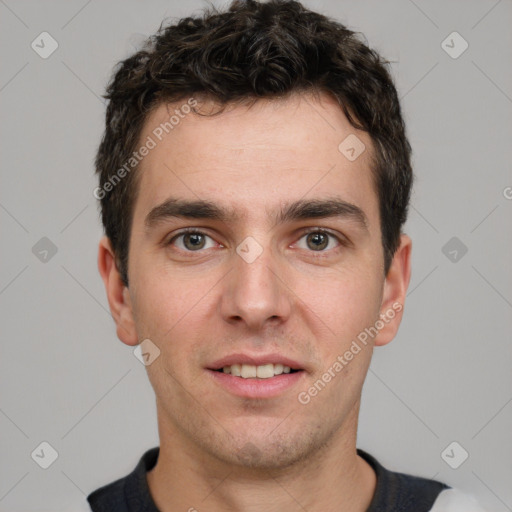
top-left (98, 91), bottom-right (412, 512)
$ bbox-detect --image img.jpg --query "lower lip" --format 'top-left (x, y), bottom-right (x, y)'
top-left (207, 370), bottom-right (304, 398)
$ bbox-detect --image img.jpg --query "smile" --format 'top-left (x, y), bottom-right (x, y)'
top-left (216, 363), bottom-right (299, 379)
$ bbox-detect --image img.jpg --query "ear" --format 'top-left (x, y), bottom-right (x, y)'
top-left (97, 236), bottom-right (139, 346)
top-left (374, 233), bottom-right (412, 347)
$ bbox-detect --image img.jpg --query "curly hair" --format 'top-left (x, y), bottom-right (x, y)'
top-left (95, 0), bottom-right (413, 286)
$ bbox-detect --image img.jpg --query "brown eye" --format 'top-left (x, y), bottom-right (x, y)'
top-left (169, 230), bottom-right (216, 252)
top-left (306, 232), bottom-right (329, 251)
top-left (295, 229), bottom-right (342, 253)
top-left (183, 232), bottom-right (206, 250)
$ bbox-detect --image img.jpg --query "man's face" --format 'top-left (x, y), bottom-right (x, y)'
top-left (106, 92), bottom-right (409, 469)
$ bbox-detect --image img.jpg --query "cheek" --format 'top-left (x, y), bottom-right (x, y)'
top-left (297, 267), bottom-right (382, 346)
top-left (131, 267), bottom-right (202, 333)
top-left (130, 270), bottom-right (217, 377)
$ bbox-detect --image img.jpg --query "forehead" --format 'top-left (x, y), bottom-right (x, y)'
top-left (132, 92), bottom-right (379, 230)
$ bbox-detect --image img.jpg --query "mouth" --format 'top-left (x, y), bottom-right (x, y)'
top-left (213, 363), bottom-right (301, 379)
top-left (206, 355), bottom-right (305, 398)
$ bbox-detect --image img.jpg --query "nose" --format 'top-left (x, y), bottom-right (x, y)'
top-left (219, 240), bottom-right (292, 331)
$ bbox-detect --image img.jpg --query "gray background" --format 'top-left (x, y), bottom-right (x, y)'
top-left (1, 0), bottom-right (511, 510)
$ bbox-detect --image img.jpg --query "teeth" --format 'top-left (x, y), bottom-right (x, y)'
top-left (241, 364), bottom-right (257, 378)
top-left (220, 363), bottom-right (295, 379)
top-left (256, 364), bottom-right (274, 378)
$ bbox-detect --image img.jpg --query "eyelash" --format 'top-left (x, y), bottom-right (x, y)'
top-left (166, 227), bottom-right (346, 255)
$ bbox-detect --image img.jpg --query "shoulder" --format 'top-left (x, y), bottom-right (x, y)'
top-left (430, 488), bottom-right (488, 511)
top-left (87, 475), bottom-right (128, 512)
top-left (357, 449), bottom-right (486, 512)
top-left (86, 446), bottom-right (160, 512)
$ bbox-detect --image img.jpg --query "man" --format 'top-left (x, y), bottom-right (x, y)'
top-left (89, 0), bottom-right (485, 510)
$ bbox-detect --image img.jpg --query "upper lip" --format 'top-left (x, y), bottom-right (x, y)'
top-left (207, 353), bottom-right (304, 371)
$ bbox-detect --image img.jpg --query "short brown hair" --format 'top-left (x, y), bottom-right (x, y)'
top-left (95, 0), bottom-right (413, 286)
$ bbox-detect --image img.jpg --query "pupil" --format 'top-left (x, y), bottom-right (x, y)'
top-left (186, 233), bottom-right (204, 250)
top-left (308, 232), bottom-right (327, 251)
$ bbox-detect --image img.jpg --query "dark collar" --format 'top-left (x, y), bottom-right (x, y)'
top-left (88, 446), bottom-right (448, 512)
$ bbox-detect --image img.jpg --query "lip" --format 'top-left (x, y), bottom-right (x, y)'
top-left (207, 368), bottom-right (305, 399)
top-left (207, 353), bottom-right (304, 371)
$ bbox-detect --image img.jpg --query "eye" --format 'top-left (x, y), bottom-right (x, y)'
top-left (168, 229), bottom-right (217, 252)
top-left (295, 229), bottom-right (342, 252)
top-left (167, 228), bottom-right (345, 254)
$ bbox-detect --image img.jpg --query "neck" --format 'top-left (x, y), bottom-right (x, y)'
top-left (147, 405), bottom-right (376, 512)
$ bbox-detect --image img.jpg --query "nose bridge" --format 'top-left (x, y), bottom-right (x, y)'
top-left (219, 236), bottom-right (291, 329)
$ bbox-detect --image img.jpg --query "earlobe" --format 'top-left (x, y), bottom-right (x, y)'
top-left (97, 236), bottom-right (139, 346)
top-left (374, 234), bottom-right (412, 347)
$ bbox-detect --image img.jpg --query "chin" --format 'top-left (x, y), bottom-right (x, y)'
top-left (203, 427), bottom-right (328, 471)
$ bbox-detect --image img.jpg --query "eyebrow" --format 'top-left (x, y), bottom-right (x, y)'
top-left (144, 197), bottom-right (369, 232)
